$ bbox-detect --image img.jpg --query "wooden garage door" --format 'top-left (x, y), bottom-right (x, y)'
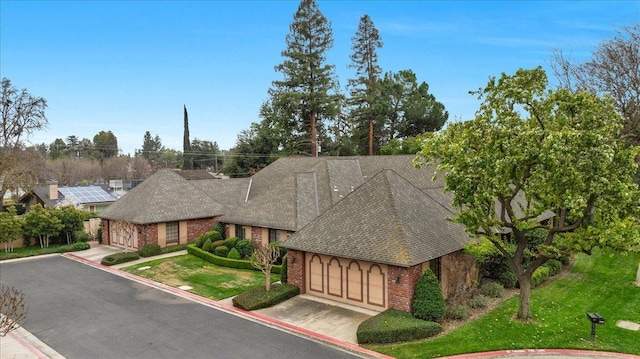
top-left (306, 253), bottom-right (387, 311)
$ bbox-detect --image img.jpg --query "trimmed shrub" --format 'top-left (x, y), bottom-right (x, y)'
top-left (468, 294), bottom-right (488, 309)
top-left (187, 245), bottom-right (281, 273)
top-left (232, 283), bottom-right (300, 311)
top-left (357, 309), bottom-right (443, 344)
top-left (227, 247), bottom-right (241, 260)
top-left (480, 281), bottom-right (504, 298)
top-left (223, 237), bottom-right (238, 249)
top-left (280, 256), bottom-right (288, 284)
top-left (412, 269), bottom-right (446, 322)
top-left (214, 245), bottom-right (229, 257)
top-left (194, 236), bottom-right (205, 249)
top-left (531, 266), bottom-right (550, 287)
top-left (74, 230), bottom-right (89, 242)
top-left (236, 240), bottom-right (254, 259)
top-left (139, 243), bottom-right (162, 257)
top-left (213, 222), bottom-right (225, 238)
top-left (445, 303), bottom-right (469, 320)
top-left (498, 270), bottom-right (518, 289)
top-left (212, 240), bottom-right (225, 249)
top-left (543, 259), bottom-right (562, 276)
top-left (202, 238), bottom-right (213, 253)
top-left (101, 252), bottom-right (140, 266)
top-left (209, 230), bottom-right (223, 241)
top-left (73, 242), bottom-right (91, 250)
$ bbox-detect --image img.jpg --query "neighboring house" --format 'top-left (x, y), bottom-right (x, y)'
top-left (98, 169), bottom-right (249, 250)
top-left (99, 156), bottom-right (478, 313)
top-left (19, 182), bottom-right (116, 212)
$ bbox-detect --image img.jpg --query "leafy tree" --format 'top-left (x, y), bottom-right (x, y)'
top-left (140, 131), bottom-right (163, 164)
top-left (182, 105), bottom-right (193, 170)
top-left (49, 138), bottom-right (67, 160)
top-left (380, 135), bottom-right (426, 155)
top-left (222, 121), bottom-right (280, 177)
top-left (0, 78), bottom-right (48, 202)
top-left (380, 70), bottom-right (447, 145)
top-left (417, 67), bottom-right (640, 320)
top-left (92, 130), bottom-right (118, 159)
top-left (191, 138), bottom-right (222, 171)
top-left (266, 0), bottom-right (342, 157)
top-left (348, 14), bottom-right (384, 156)
top-left (551, 24), bottom-right (640, 144)
top-left (250, 241), bottom-right (281, 291)
top-left (52, 205), bottom-right (85, 244)
top-left (412, 269), bottom-right (445, 322)
top-left (22, 204), bottom-right (62, 248)
top-left (0, 206), bottom-right (22, 252)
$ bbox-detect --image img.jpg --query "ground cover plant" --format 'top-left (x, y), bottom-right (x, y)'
top-left (122, 254), bottom-right (280, 300)
top-left (369, 249), bottom-right (640, 358)
top-left (0, 243), bottom-right (89, 261)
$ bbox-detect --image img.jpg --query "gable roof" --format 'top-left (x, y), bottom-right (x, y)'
top-left (99, 169), bottom-right (227, 224)
top-left (282, 169), bottom-right (470, 267)
top-left (20, 184), bottom-right (116, 208)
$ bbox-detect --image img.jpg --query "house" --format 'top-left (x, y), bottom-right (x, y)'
top-left (98, 169), bottom-right (249, 250)
top-left (98, 156), bottom-right (478, 313)
top-left (218, 156), bottom-right (477, 312)
top-left (20, 182), bottom-right (116, 212)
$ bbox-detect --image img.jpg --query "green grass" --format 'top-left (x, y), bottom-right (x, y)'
top-left (122, 254), bottom-right (280, 300)
top-left (370, 248), bottom-right (640, 358)
top-left (0, 243), bottom-right (88, 260)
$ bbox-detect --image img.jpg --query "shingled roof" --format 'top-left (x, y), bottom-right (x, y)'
top-left (282, 169), bottom-right (471, 267)
top-left (99, 169), bottom-right (228, 224)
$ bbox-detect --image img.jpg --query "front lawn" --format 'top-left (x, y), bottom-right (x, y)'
top-left (122, 254), bottom-right (280, 300)
top-left (370, 248), bottom-right (640, 358)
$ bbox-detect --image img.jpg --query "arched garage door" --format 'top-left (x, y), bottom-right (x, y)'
top-left (306, 253), bottom-right (387, 311)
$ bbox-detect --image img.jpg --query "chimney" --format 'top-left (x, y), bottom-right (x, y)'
top-left (48, 181), bottom-right (58, 200)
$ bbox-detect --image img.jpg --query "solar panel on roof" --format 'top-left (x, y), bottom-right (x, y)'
top-left (59, 186), bottom-right (115, 204)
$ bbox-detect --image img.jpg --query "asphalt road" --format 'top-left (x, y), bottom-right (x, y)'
top-left (0, 256), bottom-right (363, 359)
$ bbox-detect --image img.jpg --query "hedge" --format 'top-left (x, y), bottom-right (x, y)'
top-left (101, 251), bottom-right (140, 266)
top-left (232, 283), bottom-right (300, 311)
top-left (531, 266), bottom-right (550, 287)
top-left (357, 309), bottom-right (443, 344)
top-left (187, 245), bottom-right (282, 274)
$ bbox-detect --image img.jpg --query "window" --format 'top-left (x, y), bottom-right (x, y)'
top-left (429, 257), bottom-right (441, 281)
top-left (235, 224), bottom-right (245, 239)
top-left (268, 229), bottom-right (279, 243)
top-left (166, 222), bottom-right (179, 243)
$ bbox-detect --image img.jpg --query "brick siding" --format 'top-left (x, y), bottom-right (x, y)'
top-left (287, 249), bottom-right (305, 293)
top-left (387, 264), bottom-right (423, 312)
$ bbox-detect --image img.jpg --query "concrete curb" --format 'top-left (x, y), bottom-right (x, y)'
top-left (63, 252), bottom-right (392, 359)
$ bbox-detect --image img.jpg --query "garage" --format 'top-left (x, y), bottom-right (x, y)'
top-left (306, 253), bottom-right (388, 311)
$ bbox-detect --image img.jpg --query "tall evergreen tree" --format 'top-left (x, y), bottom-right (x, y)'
top-left (266, 0), bottom-right (342, 157)
top-left (348, 14), bottom-right (383, 155)
top-left (182, 105), bottom-right (193, 170)
top-left (141, 131), bottom-right (163, 165)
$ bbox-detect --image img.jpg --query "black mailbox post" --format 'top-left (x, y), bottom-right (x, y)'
top-left (586, 313), bottom-right (605, 345)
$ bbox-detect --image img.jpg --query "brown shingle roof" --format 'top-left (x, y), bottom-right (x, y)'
top-left (99, 169), bottom-right (227, 224)
top-left (282, 169), bottom-right (471, 267)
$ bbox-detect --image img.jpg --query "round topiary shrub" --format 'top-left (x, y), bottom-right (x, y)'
top-left (212, 240), bottom-right (225, 249)
top-left (227, 247), bottom-right (241, 260)
top-left (195, 235), bottom-right (205, 248)
top-left (214, 245), bottom-right (229, 257)
top-left (139, 243), bottom-right (162, 257)
top-left (202, 238), bottom-right (213, 253)
top-left (223, 237), bottom-right (238, 249)
top-left (236, 239), bottom-right (254, 259)
top-left (412, 269), bottom-right (445, 322)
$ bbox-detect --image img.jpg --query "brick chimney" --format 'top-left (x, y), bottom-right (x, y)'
top-left (48, 181), bottom-right (58, 200)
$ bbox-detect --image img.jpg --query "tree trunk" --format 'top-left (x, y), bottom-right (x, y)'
top-left (517, 274), bottom-right (533, 320)
top-left (265, 270), bottom-right (271, 291)
top-left (368, 118), bottom-right (374, 156)
top-left (310, 113), bottom-right (318, 157)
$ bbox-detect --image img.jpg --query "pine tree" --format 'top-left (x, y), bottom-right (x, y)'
top-left (348, 14), bottom-right (383, 155)
top-left (182, 105), bottom-right (193, 170)
top-left (266, 0), bottom-right (342, 157)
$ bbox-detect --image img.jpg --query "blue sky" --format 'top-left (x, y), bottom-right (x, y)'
top-left (1, 1), bottom-right (638, 156)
